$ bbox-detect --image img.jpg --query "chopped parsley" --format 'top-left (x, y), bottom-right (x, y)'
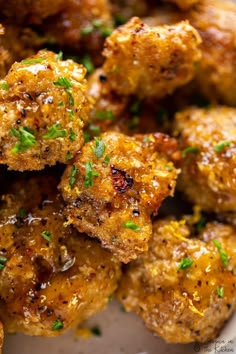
top-left (84, 162), bottom-right (99, 188)
top-left (18, 207), bottom-right (28, 218)
top-left (53, 77), bottom-right (74, 106)
top-left (69, 109), bottom-right (75, 119)
top-left (69, 165), bottom-right (78, 188)
top-left (114, 14), bottom-right (126, 26)
top-left (128, 116), bottom-right (140, 130)
top-left (103, 155), bottom-right (110, 164)
top-left (58, 101), bottom-right (64, 107)
top-left (80, 54), bottom-right (94, 75)
top-left (177, 258), bottom-right (194, 271)
top-left (81, 19), bottom-right (112, 38)
top-left (212, 240), bottom-right (229, 267)
top-left (43, 124), bottom-right (67, 139)
top-left (11, 127), bottom-right (36, 153)
top-left (69, 129), bottom-right (77, 142)
top-left (41, 231), bottom-right (51, 242)
top-left (130, 100), bottom-right (141, 115)
top-left (90, 326), bottom-right (101, 337)
top-left (80, 25), bottom-right (94, 36)
top-left (122, 221), bottom-right (141, 231)
top-left (214, 141), bottom-right (231, 153)
top-left (165, 164), bottom-right (173, 172)
top-left (52, 319), bottom-right (64, 331)
top-left (182, 146), bottom-right (199, 158)
top-left (216, 286), bottom-right (224, 298)
top-left (100, 27), bottom-right (112, 37)
top-left (22, 58), bottom-right (44, 64)
top-left (89, 124), bottom-right (101, 135)
top-left (95, 110), bottom-right (114, 121)
top-left (55, 51), bottom-right (63, 61)
top-left (143, 136), bottom-right (149, 143)
top-left (195, 214), bottom-right (207, 234)
top-left (83, 131), bottom-right (91, 143)
top-left (0, 256), bottom-right (7, 270)
top-left (93, 137), bottom-right (106, 158)
top-left (1, 82), bottom-right (9, 90)
top-left (66, 151), bottom-right (72, 161)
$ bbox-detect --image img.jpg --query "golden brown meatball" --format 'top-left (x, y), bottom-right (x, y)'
top-left (0, 0), bottom-right (66, 24)
top-left (0, 50), bottom-right (90, 171)
top-left (59, 131), bottom-right (179, 263)
top-left (174, 106), bottom-right (236, 213)
top-left (0, 23), bottom-right (43, 79)
top-left (117, 218), bottom-right (236, 343)
top-left (0, 174), bottom-right (120, 337)
top-left (143, 0), bottom-right (236, 106)
top-left (43, 0), bottom-right (112, 65)
top-left (102, 17), bottom-right (201, 99)
top-left (163, 0), bottom-right (199, 10)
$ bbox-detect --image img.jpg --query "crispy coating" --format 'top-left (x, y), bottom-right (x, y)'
top-left (117, 218), bottom-right (236, 343)
top-left (0, 23), bottom-right (43, 79)
top-left (102, 17), bottom-right (201, 99)
top-left (59, 131), bottom-right (179, 263)
top-left (0, 175), bottom-right (120, 336)
top-left (163, 0), bottom-right (199, 10)
top-left (0, 0), bottom-right (66, 24)
top-left (43, 0), bottom-right (112, 65)
top-left (0, 50), bottom-right (90, 171)
top-left (144, 0), bottom-right (236, 106)
top-left (174, 106), bottom-right (236, 213)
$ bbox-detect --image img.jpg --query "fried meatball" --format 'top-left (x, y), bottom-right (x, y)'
top-left (59, 131), bottom-right (179, 263)
top-left (102, 17), bottom-right (201, 99)
top-left (43, 0), bottom-right (112, 65)
top-left (117, 218), bottom-right (236, 343)
top-left (0, 175), bottom-right (120, 336)
top-left (0, 0), bottom-right (66, 24)
top-left (0, 23), bottom-right (43, 79)
top-left (174, 106), bottom-right (236, 213)
top-left (0, 50), bottom-right (90, 171)
top-left (163, 0), bottom-right (199, 10)
top-left (143, 0), bottom-right (236, 106)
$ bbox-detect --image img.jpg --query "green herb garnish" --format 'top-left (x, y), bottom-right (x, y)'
top-left (69, 165), bottom-right (78, 188)
top-left (43, 124), bottom-right (67, 139)
top-left (69, 129), bottom-right (77, 142)
top-left (212, 240), bottom-right (229, 267)
top-left (182, 146), bottom-right (199, 158)
top-left (53, 77), bottom-right (74, 106)
top-left (56, 51), bottom-right (63, 61)
top-left (41, 231), bottom-right (51, 242)
top-left (0, 256), bottom-right (7, 270)
top-left (216, 286), bottom-right (224, 298)
top-left (93, 137), bottom-right (106, 158)
top-left (177, 258), bottom-right (193, 270)
top-left (11, 127), bottom-right (36, 153)
top-left (66, 151), bottom-right (72, 161)
top-left (95, 110), bottom-right (114, 121)
top-left (18, 207), bottom-right (28, 218)
top-left (52, 319), bottom-right (64, 331)
top-left (80, 54), bottom-right (94, 75)
top-left (128, 116), bottom-right (140, 130)
top-left (122, 221), bottom-right (141, 231)
top-left (89, 124), bottom-right (101, 135)
top-left (80, 26), bottom-right (94, 36)
top-left (90, 326), bottom-right (101, 336)
top-left (214, 141), bottom-right (231, 153)
top-left (83, 132), bottom-right (91, 143)
top-left (165, 164), bottom-right (173, 172)
top-left (195, 214), bottom-right (207, 234)
top-left (84, 162), bottom-right (99, 188)
top-left (1, 82), bottom-right (9, 90)
top-left (21, 58), bottom-right (44, 64)
top-left (130, 100), bottom-right (141, 115)
top-left (103, 155), bottom-right (110, 164)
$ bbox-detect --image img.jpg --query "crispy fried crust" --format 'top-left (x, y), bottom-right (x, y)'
top-left (0, 50), bottom-right (90, 171)
top-left (0, 322), bottom-right (3, 354)
top-left (117, 218), bottom-right (236, 343)
top-left (102, 17), bottom-right (201, 99)
top-left (59, 131), bottom-right (179, 263)
top-left (0, 175), bottom-right (121, 336)
top-left (174, 106), bottom-right (236, 213)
